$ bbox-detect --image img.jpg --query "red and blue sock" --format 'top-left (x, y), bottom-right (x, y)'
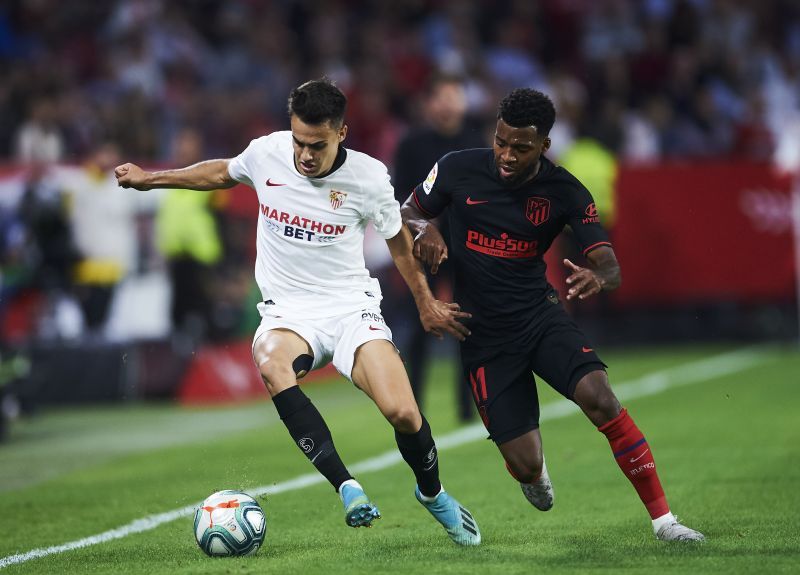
top-left (599, 408), bottom-right (669, 520)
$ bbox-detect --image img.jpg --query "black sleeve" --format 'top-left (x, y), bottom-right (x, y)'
top-left (567, 182), bottom-right (612, 256)
top-left (410, 155), bottom-right (454, 219)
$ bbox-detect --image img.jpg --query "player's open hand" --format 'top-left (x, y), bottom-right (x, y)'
top-left (419, 299), bottom-right (471, 341)
top-left (564, 258), bottom-right (604, 300)
top-left (114, 163), bottom-right (151, 190)
top-left (412, 223), bottom-right (448, 274)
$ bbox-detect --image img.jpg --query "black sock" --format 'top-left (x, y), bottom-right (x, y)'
top-left (395, 415), bottom-right (441, 498)
top-left (272, 386), bottom-right (352, 491)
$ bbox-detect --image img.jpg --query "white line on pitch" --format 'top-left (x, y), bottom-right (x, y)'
top-left (0, 347), bottom-right (772, 569)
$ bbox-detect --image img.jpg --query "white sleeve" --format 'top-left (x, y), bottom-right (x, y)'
top-left (369, 166), bottom-right (403, 239)
top-left (228, 139), bottom-right (258, 187)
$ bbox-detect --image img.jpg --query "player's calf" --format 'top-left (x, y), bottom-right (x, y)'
top-left (272, 386), bottom-right (353, 489)
top-left (395, 416), bottom-right (442, 497)
top-left (598, 408), bottom-right (669, 520)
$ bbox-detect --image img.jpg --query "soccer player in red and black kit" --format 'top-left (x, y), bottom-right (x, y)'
top-left (401, 88), bottom-right (704, 542)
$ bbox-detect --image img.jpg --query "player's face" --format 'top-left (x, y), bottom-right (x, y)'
top-left (493, 119), bottom-right (551, 186)
top-left (290, 115), bottom-right (347, 178)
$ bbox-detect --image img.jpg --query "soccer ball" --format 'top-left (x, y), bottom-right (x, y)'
top-left (193, 490), bottom-right (266, 557)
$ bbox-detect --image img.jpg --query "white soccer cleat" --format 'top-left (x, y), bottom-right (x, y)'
top-left (520, 457), bottom-right (554, 511)
top-left (655, 518), bottom-right (705, 541)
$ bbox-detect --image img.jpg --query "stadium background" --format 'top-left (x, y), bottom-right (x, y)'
top-left (1, 0), bottom-right (797, 408)
top-left (0, 2), bottom-right (799, 573)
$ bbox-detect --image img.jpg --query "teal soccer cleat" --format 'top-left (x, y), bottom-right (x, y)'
top-left (339, 482), bottom-right (381, 528)
top-left (415, 487), bottom-right (481, 546)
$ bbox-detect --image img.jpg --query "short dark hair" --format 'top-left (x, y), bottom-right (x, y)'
top-left (287, 78), bottom-right (346, 127)
top-left (497, 88), bottom-right (556, 136)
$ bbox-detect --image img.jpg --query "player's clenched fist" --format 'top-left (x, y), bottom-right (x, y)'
top-left (114, 163), bottom-right (151, 190)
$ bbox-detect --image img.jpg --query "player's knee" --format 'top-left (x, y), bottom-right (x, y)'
top-left (384, 403), bottom-right (421, 434)
top-left (258, 359), bottom-right (297, 393)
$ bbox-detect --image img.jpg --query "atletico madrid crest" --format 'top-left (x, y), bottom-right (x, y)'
top-left (329, 190), bottom-right (347, 210)
top-left (526, 197), bottom-right (550, 226)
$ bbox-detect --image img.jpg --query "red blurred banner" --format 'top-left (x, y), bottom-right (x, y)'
top-left (612, 162), bottom-right (794, 305)
top-left (177, 340), bottom-right (338, 405)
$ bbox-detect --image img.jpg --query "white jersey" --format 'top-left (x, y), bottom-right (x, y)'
top-left (228, 131), bottom-right (402, 319)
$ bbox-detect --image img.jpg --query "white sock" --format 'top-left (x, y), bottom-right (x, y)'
top-left (652, 511), bottom-right (676, 534)
top-left (338, 479), bottom-right (363, 501)
top-left (416, 485), bottom-right (444, 503)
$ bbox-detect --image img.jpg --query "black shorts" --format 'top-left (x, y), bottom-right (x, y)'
top-left (460, 293), bottom-right (606, 445)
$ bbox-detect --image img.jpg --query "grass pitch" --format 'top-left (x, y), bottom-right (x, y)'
top-left (0, 344), bottom-right (798, 574)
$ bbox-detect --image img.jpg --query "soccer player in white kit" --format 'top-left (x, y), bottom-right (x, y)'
top-left (115, 79), bottom-right (481, 546)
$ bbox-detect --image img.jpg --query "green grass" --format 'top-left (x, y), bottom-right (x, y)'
top-left (1, 344), bottom-right (798, 574)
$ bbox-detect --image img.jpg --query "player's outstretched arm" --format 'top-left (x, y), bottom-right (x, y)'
top-left (386, 225), bottom-right (471, 341)
top-left (400, 195), bottom-right (447, 274)
top-left (564, 246), bottom-right (621, 301)
top-left (114, 159), bottom-right (237, 191)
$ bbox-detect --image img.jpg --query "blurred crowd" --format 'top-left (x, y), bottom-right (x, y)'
top-left (1, 0), bottom-right (799, 349)
top-left (1, 0), bottom-right (798, 166)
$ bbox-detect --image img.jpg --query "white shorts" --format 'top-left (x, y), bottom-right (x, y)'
top-left (252, 303), bottom-right (394, 381)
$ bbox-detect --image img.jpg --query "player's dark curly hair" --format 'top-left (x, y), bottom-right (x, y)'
top-left (497, 88), bottom-right (556, 136)
top-left (288, 78), bottom-right (346, 127)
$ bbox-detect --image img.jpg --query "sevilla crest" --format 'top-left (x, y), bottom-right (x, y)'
top-left (329, 190), bottom-right (347, 210)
